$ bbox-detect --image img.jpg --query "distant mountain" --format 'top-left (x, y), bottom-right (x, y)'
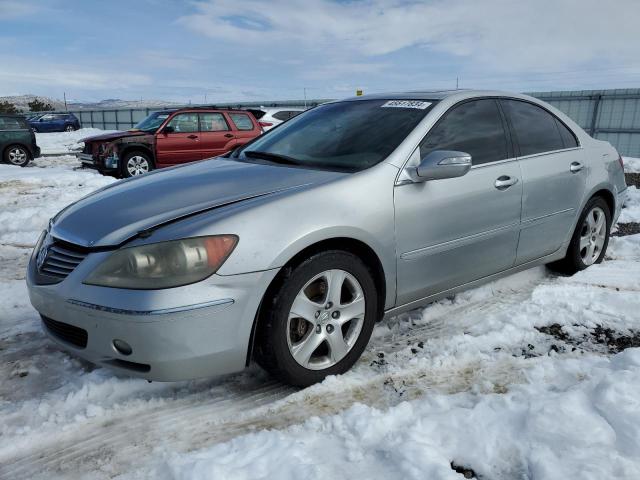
top-left (0, 95), bottom-right (181, 111)
top-left (68, 98), bottom-right (182, 109)
top-left (0, 95), bottom-right (65, 111)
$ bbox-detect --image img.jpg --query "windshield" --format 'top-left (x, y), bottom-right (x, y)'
top-left (235, 99), bottom-right (435, 172)
top-left (133, 112), bottom-right (171, 132)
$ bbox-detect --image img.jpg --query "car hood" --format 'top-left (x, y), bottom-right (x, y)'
top-left (81, 130), bottom-right (148, 143)
top-left (50, 159), bottom-right (347, 248)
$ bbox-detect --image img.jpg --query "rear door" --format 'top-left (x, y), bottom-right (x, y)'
top-left (394, 98), bottom-right (523, 304)
top-left (227, 112), bottom-right (260, 147)
top-left (500, 99), bottom-right (586, 264)
top-left (198, 112), bottom-right (235, 159)
top-left (155, 112), bottom-right (200, 165)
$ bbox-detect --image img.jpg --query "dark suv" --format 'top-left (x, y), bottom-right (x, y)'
top-left (0, 115), bottom-right (40, 167)
top-left (79, 107), bottom-right (263, 178)
top-left (29, 113), bottom-right (81, 132)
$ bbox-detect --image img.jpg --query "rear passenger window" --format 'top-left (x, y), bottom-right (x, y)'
top-left (555, 118), bottom-right (579, 148)
top-left (420, 99), bottom-right (508, 165)
top-left (200, 113), bottom-right (229, 132)
top-left (229, 113), bottom-right (254, 131)
top-left (273, 111), bottom-right (291, 121)
top-left (501, 100), bottom-right (564, 156)
top-left (0, 116), bottom-right (25, 129)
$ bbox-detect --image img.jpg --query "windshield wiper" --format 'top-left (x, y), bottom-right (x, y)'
top-left (243, 150), bottom-right (300, 166)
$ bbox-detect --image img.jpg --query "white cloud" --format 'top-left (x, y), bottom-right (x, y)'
top-left (179, 0), bottom-right (640, 73)
top-left (0, 0), bottom-right (40, 19)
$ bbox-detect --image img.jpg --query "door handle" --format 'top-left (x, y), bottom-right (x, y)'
top-left (224, 133), bottom-right (234, 138)
top-left (187, 134), bottom-right (198, 139)
top-left (494, 176), bottom-right (519, 190)
top-left (570, 162), bottom-right (583, 173)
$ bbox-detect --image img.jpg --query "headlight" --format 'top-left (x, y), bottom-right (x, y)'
top-left (84, 235), bottom-right (238, 289)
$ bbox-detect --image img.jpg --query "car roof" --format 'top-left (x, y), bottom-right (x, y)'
top-left (341, 89), bottom-right (537, 103)
top-left (157, 106), bottom-right (253, 115)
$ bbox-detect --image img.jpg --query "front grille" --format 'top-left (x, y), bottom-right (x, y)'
top-left (41, 315), bottom-right (88, 348)
top-left (39, 240), bottom-right (88, 279)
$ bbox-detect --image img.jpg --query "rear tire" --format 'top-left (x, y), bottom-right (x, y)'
top-left (3, 145), bottom-right (31, 167)
top-left (120, 151), bottom-right (154, 178)
top-left (255, 250), bottom-right (378, 387)
top-left (548, 197), bottom-right (611, 275)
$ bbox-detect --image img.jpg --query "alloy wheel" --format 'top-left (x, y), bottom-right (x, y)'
top-left (579, 206), bottom-right (606, 266)
top-left (8, 147), bottom-right (27, 165)
top-left (126, 155), bottom-right (150, 176)
top-left (286, 269), bottom-right (366, 370)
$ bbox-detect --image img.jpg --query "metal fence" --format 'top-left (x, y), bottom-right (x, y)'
top-left (529, 88), bottom-right (640, 157)
top-left (65, 100), bottom-right (327, 131)
top-left (44, 88), bottom-right (640, 157)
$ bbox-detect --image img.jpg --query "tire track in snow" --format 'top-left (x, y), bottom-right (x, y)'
top-left (0, 273), bottom-right (545, 479)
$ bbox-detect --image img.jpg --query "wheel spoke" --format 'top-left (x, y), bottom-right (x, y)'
top-left (326, 269), bottom-right (345, 307)
top-left (291, 331), bottom-right (324, 367)
top-left (586, 243), bottom-right (596, 264)
top-left (290, 292), bottom-right (321, 322)
top-left (326, 332), bottom-right (349, 363)
top-left (595, 211), bottom-right (605, 231)
top-left (586, 210), bottom-right (596, 229)
top-left (579, 235), bottom-right (590, 251)
top-left (337, 296), bottom-right (365, 325)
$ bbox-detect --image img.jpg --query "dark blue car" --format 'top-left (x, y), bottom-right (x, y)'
top-left (29, 113), bottom-right (81, 132)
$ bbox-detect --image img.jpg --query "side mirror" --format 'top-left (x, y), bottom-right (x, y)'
top-left (411, 150), bottom-right (472, 182)
top-left (162, 125), bottom-right (175, 134)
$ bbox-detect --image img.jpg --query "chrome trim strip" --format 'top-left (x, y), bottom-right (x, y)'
top-left (400, 222), bottom-right (520, 260)
top-left (66, 298), bottom-right (234, 316)
top-left (521, 208), bottom-right (574, 226)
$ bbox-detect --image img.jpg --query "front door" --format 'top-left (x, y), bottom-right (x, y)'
top-left (155, 112), bottom-right (201, 166)
top-left (394, 98), bottom-right (523, 305)
top-left (500, 99), bottom-right (586, 264)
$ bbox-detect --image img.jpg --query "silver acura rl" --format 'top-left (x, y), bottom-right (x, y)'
top-left (27, 90), bottom-right (627, 386)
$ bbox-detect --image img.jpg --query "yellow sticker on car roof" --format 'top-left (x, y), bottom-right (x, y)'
top-left (381, 100), bottom-right (432, 109)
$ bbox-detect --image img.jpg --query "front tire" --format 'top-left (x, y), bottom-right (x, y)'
top-left (3, 145), bottom-right (31, 167)
top-left (120, 151), bottom-right (154, 178)
top-left (549, 197), bottom-right (611, 275)
top-left (256, 250), bottom-right (378, 387)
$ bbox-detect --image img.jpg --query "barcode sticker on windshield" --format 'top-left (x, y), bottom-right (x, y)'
top-left (381, 100), bottom-right (432, 109)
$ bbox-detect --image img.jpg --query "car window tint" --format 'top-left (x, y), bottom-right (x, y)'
top-left (200, 113), bottom-right (229, 132)
top-left (502, 100), bottom-right (564, 156)
top-left (272, 111), bottom-right (290, 121)
top-left (40, 114), bottom-right (54, 121)
top-left (166, 113), bottom-right (198, 133)
top-left (229, 113), bottom-right (254, 131)
top-left (555, 118), bottom-right (578, 148)
top-left (420, 99), bottom-right (508, 165)
top-left (0, 116), bottom-right (24, 129)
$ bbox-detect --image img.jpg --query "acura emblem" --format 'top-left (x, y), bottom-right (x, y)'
top-left (36, 235), bottom-right (52, 270)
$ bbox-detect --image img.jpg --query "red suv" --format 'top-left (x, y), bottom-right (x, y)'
top-left (79, 107), bottom-right (262, 177)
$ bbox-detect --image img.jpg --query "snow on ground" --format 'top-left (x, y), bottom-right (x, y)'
top-left (35, 128), bottom-right (119, 155)
top-left (620, 185), bottom-right (640, 223)
top-left (0, 157), bottom-right (639, 479)
top-left (623, 156), bottom-right (640, 173)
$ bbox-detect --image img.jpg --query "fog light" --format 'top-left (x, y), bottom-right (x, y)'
top-left (113, 339), bottom-right (132, 356)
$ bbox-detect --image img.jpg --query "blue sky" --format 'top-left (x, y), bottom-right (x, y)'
top-left (1, 0), bottom-right (640, 103)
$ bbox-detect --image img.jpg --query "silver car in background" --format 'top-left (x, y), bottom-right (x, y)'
top-left (250, 107), bottom-right (306, 131)
top-left (27, 90), bottom-right (627, 386)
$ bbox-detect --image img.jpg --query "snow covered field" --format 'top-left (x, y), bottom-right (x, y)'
top-left (35, 128), bottom-right (119, 156)
top-left (0, 148), bottom-right (639, 479)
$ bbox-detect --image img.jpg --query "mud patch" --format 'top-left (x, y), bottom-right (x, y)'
top-left (536, 323), bottom-right (640, 354)
top-left (451, 462), bottom-right (477, 478)
top-left (625, 172), bottom-right (640, 188)
top-left (613, 222), bottom-right (640, 236)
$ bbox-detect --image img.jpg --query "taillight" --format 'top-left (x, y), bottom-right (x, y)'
top-left (259, 121), bottom-right (273, 128)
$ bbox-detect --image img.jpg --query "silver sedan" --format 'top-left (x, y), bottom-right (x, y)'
top-left (27, 90), bottom-right (627, 386)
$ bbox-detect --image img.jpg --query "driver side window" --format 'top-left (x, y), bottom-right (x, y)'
top-left (419, 99), bottom-right (509, 165)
